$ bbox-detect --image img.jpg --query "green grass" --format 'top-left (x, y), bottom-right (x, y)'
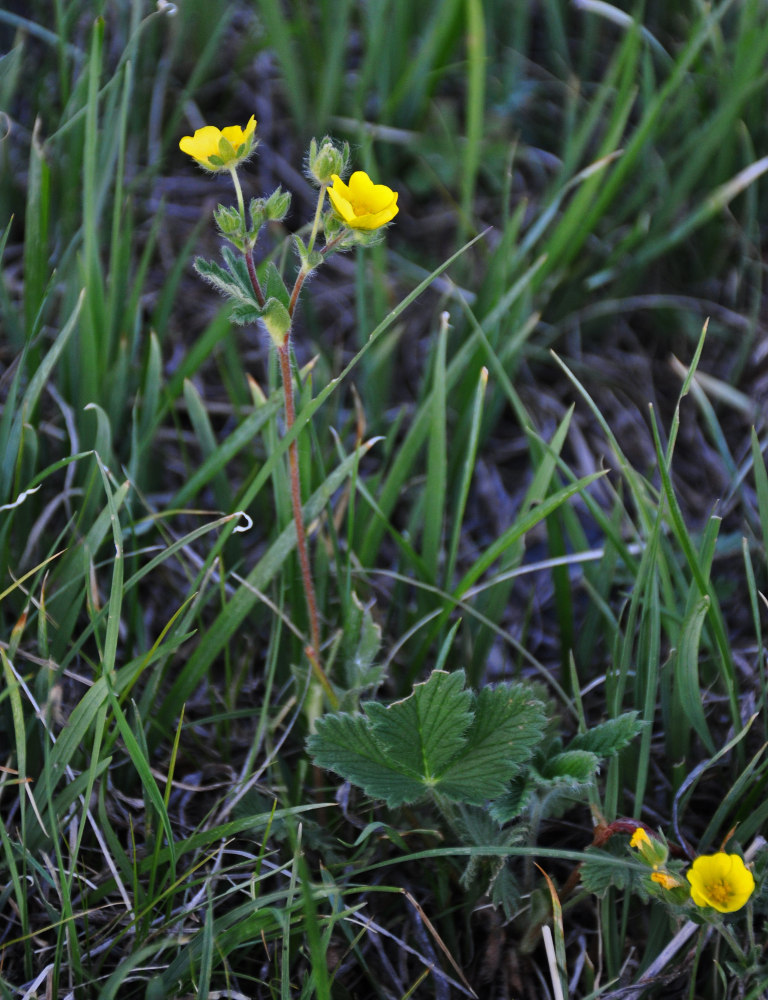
top-left (2, 0), bottom-right (768, 995)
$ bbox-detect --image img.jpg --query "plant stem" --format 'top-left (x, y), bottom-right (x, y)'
top-left (229, 165), bottom-right (246, 224)
top-left (229, 167), bottom-right (266, 309)
top-left (245, 248), bottom-right (266, 308)
top-left (306, 182), bottom-right (327, 256)
top-left (277, 338), bottom-right (321, 663)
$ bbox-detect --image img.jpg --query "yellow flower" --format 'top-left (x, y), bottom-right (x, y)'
top-left (686, 853), bottom-right (755, 913)
top-left (650, 871), bottom-right (680, 890)
top-left (327, 171), bottom-right (399, 230)
top-left (630, 827), bottom-right (651, 849)
top-left (179, 116), bottom-right (257, 171)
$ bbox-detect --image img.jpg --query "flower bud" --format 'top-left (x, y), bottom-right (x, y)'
top-left (630, 827), bottom-right (669, 869)
top-left (265, 186), bottom-right (292, 221)
top-left (308, 136), bottom-right (349, 185)
top-left (249, 198), bottom-right (267, 231)
top-left (214, 204), bottom-right (244, 237)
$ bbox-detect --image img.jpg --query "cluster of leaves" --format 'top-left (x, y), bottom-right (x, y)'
top-left (196, 189), bottom-right (294, 333)
top-left (309, 668), bottom-right (644, 912)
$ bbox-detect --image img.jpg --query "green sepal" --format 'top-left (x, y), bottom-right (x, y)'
top-left (249, 198), bottom-right (267, 231)
top-left (308, 135), bottom-right (349, 184)
top-left (350, 228), bottom-right (386, 248)
top-left (293, 235), bottom-right (324, 271)
top-left (214, 204), bottom-right (244, 238)
top-left (207, 154), bottom-right (225, 167)
top-left (265, 186), bottom-right (291, 221)
top-left (218, 135), bottom-right (236, 161)
top-left (323, 210), bottom-right (344, 238)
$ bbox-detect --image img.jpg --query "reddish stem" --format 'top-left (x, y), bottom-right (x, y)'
top-left (245, 247), bottom-right (266, 308)
top-left (278, 339), bottom-right (321, 660)
top-left (245, 238), bottom-right (324, 667)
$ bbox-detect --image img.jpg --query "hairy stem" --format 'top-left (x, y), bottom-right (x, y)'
top-left (306, 182), bottom-right (327, 256)
top-left (278, 339), bottom-right (321, 662)
top-left (245, 248), bottom-right (266, 308)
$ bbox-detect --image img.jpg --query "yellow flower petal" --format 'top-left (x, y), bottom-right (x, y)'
top-left (180, 116), bottom-right (257, 171)
top-left (686, 853), bottom-right (755, 913)
top-left (650, 871), bottom-right (679, 890)
top-left (327, 171), bottom-right (398, 230)
top-left (630, 827), bottom-right (651, 849)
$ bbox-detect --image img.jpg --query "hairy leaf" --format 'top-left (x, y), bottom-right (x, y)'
top-left (436, 684), bottom-right (546, 803)
top-left (539, 750), bottom-right (599, 786)
top-left (308, 670), bottom-right (547, 807)
top-left (229, 302), bottom-right (265, 326)
top-left (365, 670), bottom-right (473, 781)
top-left (309, 711), bottom-right (426, 807)
top-left (489, 774), bottom-right (535, 824)
top-left (568, 711), bottom-right (644, 757)
top-left (263, 261), bottom-right (291, 309)
top-left (580, 845), bottom-right (649, 901)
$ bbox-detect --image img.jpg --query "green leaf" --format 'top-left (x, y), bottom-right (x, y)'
top-left (263, 261), bottom-right (291, 309)
top-left (310, 712), bottom-right (426, 807)
top-left (194, 257), bottom-right (248, 303)
top-left (491, 863), bottom-right (522, 920)
top-left (436, 684), bottom-right (546, 803)
top-left (567, 711), bottom-right (644, 758)
top-left (539, 750), bottom-right (599, 787)
top-left (340, 592), bottom-right (383, 699)
top-left (580, 844), bottom-right (650, 902)
top-left (489, 774), bottom-right (535, 824)
top-left (221, 245), bottom-right (260, 302)
top-left (308, 669), bottom-right (547, 808)
top-left (229, 302), bottom-right (265, 326)
top-left (365, 670), bottom-right (473, 781)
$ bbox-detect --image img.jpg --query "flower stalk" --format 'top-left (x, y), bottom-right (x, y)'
top-left (180, 119), bottom-right (397, 690)
top-left (276, 329), bottom-right (321, 660)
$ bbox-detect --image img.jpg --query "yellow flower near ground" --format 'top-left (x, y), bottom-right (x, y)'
top-left (650, 871), bottom-right (679, 890)
top-left (327, 172), bottom-right (399, 230)
top-left (630, 827), bottom-right (651, 849)
top-left (180, 116), bottom-right (257, 171)
top-left (686, 853), bottom-right (755, 913)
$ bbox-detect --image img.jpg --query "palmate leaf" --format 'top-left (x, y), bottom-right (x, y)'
top-left (309, 710), bottom-right (427, 808)
top-left (436, 684), bottom-right (547, 803)
top-left (308, 670), bottom-right (546, 808)
top-left (365, 670), bottom-right (473, 779)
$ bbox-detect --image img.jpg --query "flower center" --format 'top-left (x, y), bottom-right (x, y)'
top-left (708, 879), bottom-right (732, 905)
top-left (349, 199), bottom-right (369, 217)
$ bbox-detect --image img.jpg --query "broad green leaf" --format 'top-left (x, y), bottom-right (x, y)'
top-left (309, 670), bottom-right (547, 808)
top-left (579, 844), bottom-right (648, 900)
top-left (309, 712), bottom-right (426, 807)
top-left (436, 685), bottom-right (546, 803)
top-left (489, 774), bottom-right (535, 824)
top-left (365, 670), bottom-right (473, 781)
